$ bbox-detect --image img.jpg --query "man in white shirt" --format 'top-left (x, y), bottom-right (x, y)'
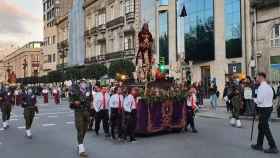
top-left (109, 87), bottom-right (124, 140)
top-left (251, 72), bottom-right (278, 154)
top-left (123, 87), bottom-right (139, 142)
top-left (93, 84), bottom-right (110, 137)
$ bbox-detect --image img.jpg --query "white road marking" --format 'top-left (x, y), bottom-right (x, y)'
top-left (0, 128), bottom-right (4, 131)
top-left (48, 115), bottom-right (58, 118)
top-left (66, 121), bottom-right (74, 125)
top-left (9, 118), bottom-right (19, 121)
top-left (42, 123), bottom-right (56, 127)
top-left (17, 126), bottom-right (25, 129)
top-left (0, 142), bottom-right (2, 145)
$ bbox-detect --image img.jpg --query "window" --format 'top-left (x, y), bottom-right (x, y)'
top-left (160, 0), bottom-right (169, 5)
top-left (125, 0), bottom-right (134, 14)
top-left (124, 36), bottom-right (134, 50)
top-left (97, 13), bottom-right (106, 25)
top-left (48, 55), bottom-right (52, 63)
top-left (225, 0), bottom-right (242, 58)
top-left (53, 54), bottom-right (56, 62)
top-left (159, 11), bottom-right (169, 65)
top-left (120, 1), bottom-right (124, 16)
top-left (52, 36), bottom-right (56, 44)
top-left (177, 0), bottom-right (214, 61)
top-left (110, 5), bottom-right (115, 21)
top-left (271, 24), bottom-right (280, 48)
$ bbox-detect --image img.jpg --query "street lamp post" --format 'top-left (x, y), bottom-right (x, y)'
top-left (23, 58), bottom-right (28, 84)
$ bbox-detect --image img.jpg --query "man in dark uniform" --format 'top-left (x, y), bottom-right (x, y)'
top-left (1, 86), bottom-right (14, 129)
top-left (69, 80), bottom-right (90, 157)
top-left (22, 87), bottom-right (38, 138)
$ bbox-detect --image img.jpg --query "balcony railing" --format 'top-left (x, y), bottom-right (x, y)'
top-left (106, 16), bottom-right (125, 29)
top-left (126, 12), bottom-right (135, 23)
top-left (85, 49), bottom-right (135, 64)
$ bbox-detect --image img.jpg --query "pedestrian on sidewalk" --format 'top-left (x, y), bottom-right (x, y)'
top-left (223, 82), bottom-right (233, 112)
top-left (185, 87), bottom-right (198, 133)
top-left (209, 78), bottom-right (218, 111)
top-left (243, 77), bottom-right (254, 116)
top-left (251, 72), bottom-right (279, 154)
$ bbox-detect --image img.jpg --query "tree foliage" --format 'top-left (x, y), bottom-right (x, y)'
top-left (108, 59), bottom-right (135, 79)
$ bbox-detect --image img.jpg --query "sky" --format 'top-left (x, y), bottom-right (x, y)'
top-left (0, 0), bottom-right (43, 58)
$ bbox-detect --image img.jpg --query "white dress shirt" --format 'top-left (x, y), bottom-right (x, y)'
top-left (94, 92), bottom-right (110, 112)
top-left (109, 94), bottom-right (124, 108)
top-left (123, 94), bottom-right (137, 112)
top-left (255, 81), bottom-right (273, 108)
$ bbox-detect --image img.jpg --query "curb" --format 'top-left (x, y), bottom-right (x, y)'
top-left (197, 113), bottom-right (280, 122)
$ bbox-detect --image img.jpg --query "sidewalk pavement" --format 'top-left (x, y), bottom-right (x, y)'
top-left (196, 99), bottom-right (280, 122)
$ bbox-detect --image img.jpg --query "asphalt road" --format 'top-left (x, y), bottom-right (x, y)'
top-left (0, 98), bottom-right (279, 158)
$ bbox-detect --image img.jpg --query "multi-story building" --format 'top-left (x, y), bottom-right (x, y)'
top-left (42, 0), bottom-right (59, 74)
top-left (2, 42), bottom-right (43, 82)
top-left (141, 0), bottom-right (253, 92)
top-left (83, 0), bottom-right (140, 65)
top-left (251, 0), bottom-right (280, 82)
top-left (42, 0), bottom-right (73, 74)
top-left (56, 0), bottom-right (73, 70)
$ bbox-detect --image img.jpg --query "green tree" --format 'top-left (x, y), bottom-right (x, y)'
top-left (82, 64), bottom-right (107, 80)
top-left (108, 59), bottom-right (135, 79)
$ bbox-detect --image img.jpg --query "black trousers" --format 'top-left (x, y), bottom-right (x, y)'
top-left (123, 110), bottom-right (137, 140)
top-left (95, 109), bottom-right (109, 134)
top-left (88, 109), bottom-right (95, 130)
top-left (257, 107), bottom-right (277, 148)
top-left (110, 108), bottom-right (123, 138)
top-left (277, 106), bottom-right (280, 118)
top-left (186, 107), bottom-right (195, 130)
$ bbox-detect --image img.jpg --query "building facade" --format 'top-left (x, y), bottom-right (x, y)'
top-left (83, 0), bottom-right (140, 65)
top-left (2, 42), bottom-right (43, 82)
top-left (140, 0), bottom-right (253, 91)
top-left (251, 0), bottom-right (280, 82)
top-left (42, 0), bottom-right (73, 74)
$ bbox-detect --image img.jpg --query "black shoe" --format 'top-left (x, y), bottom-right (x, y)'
top-left (192, 129), bottom-right (198, 133)
top-left (105, 133), bottom-right (111, 138)
top-left (95, 131), bottom-right (99, 136)
top-left (129, 138), bottom-right (136, 143)
top-left (251, 144), bottom-right (263, 151)
top-left (264, 148), bottom-right (279, 154)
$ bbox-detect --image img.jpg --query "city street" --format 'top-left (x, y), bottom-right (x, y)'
top-left (0, 98), bottom-right (279, 158)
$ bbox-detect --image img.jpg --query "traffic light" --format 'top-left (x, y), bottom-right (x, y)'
top-left (159, 64), bottom-right (165, 72)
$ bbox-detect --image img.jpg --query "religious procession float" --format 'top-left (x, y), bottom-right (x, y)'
top-left (133, 23), bottom-right (188, 134)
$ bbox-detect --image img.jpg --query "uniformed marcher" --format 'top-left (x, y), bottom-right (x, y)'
top-left (251, 72), bottom-right (279, 154)
top-left (109, 87), bottom-right (124, 140)
top-left (230, 84), bottom-right (242, 128)
top-left (42, 87), bottom-right (49, 104)
top-left (93, 84), bottom-right (110, 137)
top-left (1, 86), bottom-right (14, 129)
top-left (69, 80), bottom-right (91, 157)
top-left (123, 87), bottom-right (139, 142)
top-left (52, 86), bottom-right (60, 105)
top-left (22, 87), bottom-right (38, 138)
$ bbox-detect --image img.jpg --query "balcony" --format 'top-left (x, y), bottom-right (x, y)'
top-left (106, 16), bottom-right (125, 29)
top-left (126, 12), bottom-right (135, 23)
top-left (85, 49), bottom-right (135, 64)
top-left (251, 0), bottom-right (280, 8)
top-left (57, 40), bottom-right (68, 49)
top-left (83, 0), bottom-right (98, 9)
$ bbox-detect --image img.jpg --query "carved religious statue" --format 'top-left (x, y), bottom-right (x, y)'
top-left (136, 23), bottom-right (153, 82)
